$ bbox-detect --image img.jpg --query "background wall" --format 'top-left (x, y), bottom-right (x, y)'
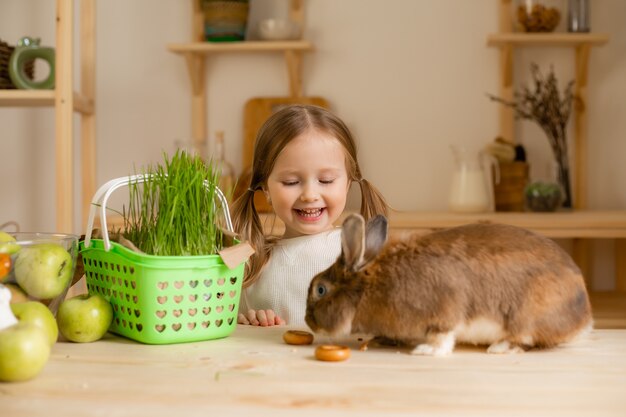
top-left (1, 0), bottom-right (625, 288)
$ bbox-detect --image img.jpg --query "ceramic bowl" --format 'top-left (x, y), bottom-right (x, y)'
top-left (1, 232), bottom-right (79, 314)
top-left (258, 19), bottom-right (298, 41)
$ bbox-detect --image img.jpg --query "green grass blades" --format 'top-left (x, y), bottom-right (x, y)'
top-left (123, 150), bottom-right (224, 256)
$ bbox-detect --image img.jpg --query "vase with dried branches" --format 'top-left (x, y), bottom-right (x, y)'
top-left (489, 63), bottom-right (576, 208)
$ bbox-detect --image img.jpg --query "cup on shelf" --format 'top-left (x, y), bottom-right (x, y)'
top-left (257, 18), bottom-right (299, 41)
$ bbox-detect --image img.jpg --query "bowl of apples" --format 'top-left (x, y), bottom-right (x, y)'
top-left (0, 231), bottom-right (79, 314)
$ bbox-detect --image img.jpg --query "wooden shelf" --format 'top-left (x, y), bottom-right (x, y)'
top-left (487, 32), bottom-right (609, 47)
top-left (0, 89), bottom-right (94, 114)
top-left (167, 40), bottom-right (313, 54)
top-left (168, 0), bottom-right (312, 157)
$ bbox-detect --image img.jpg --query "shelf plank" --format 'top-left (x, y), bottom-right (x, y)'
top-left (487, 32), bottom-right (609, 47)
top-left (387, 210), bottom-right (626, 238)
top-left (167, 40), bottom-right (314, 54)
top-left (0, 90), bottom-right (94, 114)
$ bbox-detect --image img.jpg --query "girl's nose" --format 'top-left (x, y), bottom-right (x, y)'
top-left (300, 183), bottom-right (320, 202)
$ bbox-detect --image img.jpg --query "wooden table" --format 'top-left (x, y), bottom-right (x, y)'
top-left (2, 326), bottom-right (626, 417)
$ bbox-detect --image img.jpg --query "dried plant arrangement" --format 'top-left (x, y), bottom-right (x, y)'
top-left (488, 63), bottom-right (577, 208)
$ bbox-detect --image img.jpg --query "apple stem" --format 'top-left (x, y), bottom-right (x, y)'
top-left (0, 285), bottom-right (19, 331)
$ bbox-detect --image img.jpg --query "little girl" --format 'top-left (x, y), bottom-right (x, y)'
top-left (231, 104), bottom-right (388, 327)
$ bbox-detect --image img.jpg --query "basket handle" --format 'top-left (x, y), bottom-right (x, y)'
top-left (83, 174), bottom-right (233, 252)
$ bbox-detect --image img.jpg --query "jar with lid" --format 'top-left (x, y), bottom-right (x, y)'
top-left (513, 0), bottom-right (564, 32)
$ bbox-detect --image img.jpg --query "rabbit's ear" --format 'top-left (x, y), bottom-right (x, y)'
top-left (364, 215), bottom-right (388, 261)
top-left (341, 214), bottom-right (388, 272)
top-left (341, 214), bottom-right (366, 272)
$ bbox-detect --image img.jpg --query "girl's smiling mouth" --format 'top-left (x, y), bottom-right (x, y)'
top-left (294, 207), bottom-right (325, 220)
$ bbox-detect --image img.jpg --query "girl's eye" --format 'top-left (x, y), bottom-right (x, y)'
top-left (316, 283), bottom-right (327, 297)
top-left (282, 181), bottom-right (299, 186)
top-left (319, 179), bottom-right (335, 185)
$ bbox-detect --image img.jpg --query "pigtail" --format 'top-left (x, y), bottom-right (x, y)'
top-left (358, 178), bottom-right (389, 221)
top-left (231, 189), bottom-right (271, 288)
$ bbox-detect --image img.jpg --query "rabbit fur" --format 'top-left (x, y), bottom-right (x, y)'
top-left (305, 214), bottom-right (592, 356)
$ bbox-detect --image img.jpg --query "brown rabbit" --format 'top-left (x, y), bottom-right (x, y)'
top-left (305, 214), bottom-right (592, 355)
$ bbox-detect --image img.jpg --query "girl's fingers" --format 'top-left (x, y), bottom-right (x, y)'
top-left (257, 309), bottom-right (269, 326)
top-left (237, 313), bottom-right (249, 325)
top-left (265, 309), bottom-right (276, 326)
top-left (247, 309), bottom-right (260, 326)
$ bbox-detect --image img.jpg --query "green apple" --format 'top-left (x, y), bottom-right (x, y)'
top-left (57, 293), bottom-right (113, 343)
top-left (11, 301), bottom-right (58, 346)
top-left (0, 231), bottom-right (20, 255)
top-left (14, 243), bottom-right (73, 299)
top-left (0, 322), bottom-right (51, 382)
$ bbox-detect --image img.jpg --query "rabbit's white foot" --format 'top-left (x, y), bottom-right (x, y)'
top-left (411, 332), bottom-right (455, 356)
top-left (487, 340), bottom-right (524, 354)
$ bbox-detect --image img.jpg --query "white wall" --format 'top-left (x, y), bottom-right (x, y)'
top-left (1, 0), bottom-right (625, 287)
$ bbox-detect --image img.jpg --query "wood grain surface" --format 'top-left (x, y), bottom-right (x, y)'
top-left (1, 325), bottom-right (625, 416)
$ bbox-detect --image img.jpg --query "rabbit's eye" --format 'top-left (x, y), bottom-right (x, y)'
top-left (316, 284), bottom-right (327, 297)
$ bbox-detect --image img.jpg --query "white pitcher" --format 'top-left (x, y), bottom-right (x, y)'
top-left (448, 145), bottom-right (499, 213)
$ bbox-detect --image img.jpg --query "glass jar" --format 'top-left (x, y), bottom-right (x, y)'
top-left (514, 0), bottom-right (564, 32)
top-left (567, 0), bottom-right (590, 32)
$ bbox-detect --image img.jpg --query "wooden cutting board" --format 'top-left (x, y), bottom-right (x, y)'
top-left (235, 97), bottom-right (330, 212)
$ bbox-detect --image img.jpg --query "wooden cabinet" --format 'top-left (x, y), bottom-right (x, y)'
top-left (0, 0), bottom-right (96, 234)
top-left (167, 0), bottom-right (313, 156)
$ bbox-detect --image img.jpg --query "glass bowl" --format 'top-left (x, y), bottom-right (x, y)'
top-left (0, 232), bottom-right (79, 315)
top-left (514, 0), bottom-right (563, 32)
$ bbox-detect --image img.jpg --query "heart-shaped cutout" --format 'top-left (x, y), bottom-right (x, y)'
top-left (228, 304), bottom-right (235, 312)
top-left (188, 308), bottom-right (197, 316)
top-left (157, 282), bottom-right (168, 290)
top-left (136, 324), bottom-right (143, 332)
top-left (173, 309), bottom-right (182, 317)
top-left (227, 317), bottom-right (234, 325)
top-left (216, 292), bottom-right (224, 300)
top-left (216, 305), bottom-right (224, 313)
top-left (202, 307), bottom-right (211, 315)
top-left (172, 323), bottom-right (181, 331)
top-left (229, 290), bottom-right (236, 298)
top-left (189, 280), bottom-right (198, 288)
top-left (230, 277), bottom-right (237, 285)
top-left (132, 295), bottom-right (138, 304)
top-left (203, 293), bottom-right (212, 301)
top-left (174, 295), bottom-right (183, 304)
top-left (217, 278), bottom-right (225, 286)
top-left (201, 321), bottom-right (210, 328)
top-left (156, 310), bottom-right (167, 318)
top-left (124, 280), bottom-right (129, 288)
top-left (134, 309), bottom-right (141, 318)
top-left (215, 319), bottom-right (223, 327)
top-left (155, 324), bottom-right (166, 332)
top-left (187, 322), bottom-right (196, 330)
top-left (174, 281), bottom-right (184, 289)
top-left (157, 296), bottom-right (168, 304)
top-left (189, 294), bottom-right (198, 302)
top-left (131, 281), bottom-right (137, 289)
top-left (204, 279), bottom-right (213, 287)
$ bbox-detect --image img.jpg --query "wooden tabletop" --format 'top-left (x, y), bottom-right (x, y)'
top-left (2, 326), bottom-right (625, 416)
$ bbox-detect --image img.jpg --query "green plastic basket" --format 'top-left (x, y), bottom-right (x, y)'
top-left (79, 175), bottom-right (245, 344)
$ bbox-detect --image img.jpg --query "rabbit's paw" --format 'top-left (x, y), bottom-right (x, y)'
top-left (411, 343), bottom-right (452, 356)
top-left (487, 340), bottom-right (524, 354)
top-left (411, 332), bottom-right (455, 356)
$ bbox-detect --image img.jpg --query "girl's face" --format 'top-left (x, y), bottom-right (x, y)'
top-left (265, 129), bottom-right (350, 238)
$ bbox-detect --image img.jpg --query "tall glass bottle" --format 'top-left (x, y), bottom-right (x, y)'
top-left (568, 0), bottom-right (590, 32)
top-left (213, 131), bottom-right (236, 200)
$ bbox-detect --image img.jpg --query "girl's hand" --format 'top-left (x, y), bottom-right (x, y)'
top-left (238, 309), bottom-right (286, 326)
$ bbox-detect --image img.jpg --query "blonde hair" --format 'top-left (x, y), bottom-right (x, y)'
top-left (231, 105), bottom-right (388, 287)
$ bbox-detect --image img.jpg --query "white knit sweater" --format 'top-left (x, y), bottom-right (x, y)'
top-left (239, 228), bottom-right (342, 326)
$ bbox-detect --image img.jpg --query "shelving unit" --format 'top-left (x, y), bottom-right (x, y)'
top-left (0, 0), bottom-right (96, 234)
top-left (482, 0), bottom-right (626, 290)
top-left (167, 0), bottom-right (313, 155)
